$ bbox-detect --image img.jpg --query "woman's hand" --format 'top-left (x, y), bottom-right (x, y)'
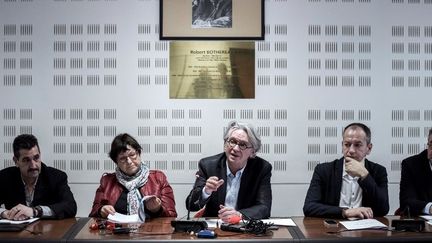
top-left (145, 196), bottom-right (162, 213)
top-left (100, 205), bottom-right (116, 218)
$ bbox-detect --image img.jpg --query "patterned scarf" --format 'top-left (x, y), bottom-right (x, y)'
top-left (115, 162), bottom-right (149, 215)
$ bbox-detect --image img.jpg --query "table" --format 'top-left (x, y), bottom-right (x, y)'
top-left (69, 217), bottom-right (295, 242)
top-left (292, 216), bottom-right (432, 243)
top-left (2, 216), bottom-right (432, 242)
top-left (0, 217), bottom-right (80, 243)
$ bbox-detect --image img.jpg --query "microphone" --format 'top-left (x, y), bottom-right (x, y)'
top-left (171, 173), bottom-right (207, 232)
top-left (186, 184), bottom-right (198, 220)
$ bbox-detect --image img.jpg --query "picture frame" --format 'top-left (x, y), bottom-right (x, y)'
top-left (160, 0), bottom-right (264, 40)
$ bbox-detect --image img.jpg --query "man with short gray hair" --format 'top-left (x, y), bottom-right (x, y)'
top-left (186, 121), bottom-right (272, 222)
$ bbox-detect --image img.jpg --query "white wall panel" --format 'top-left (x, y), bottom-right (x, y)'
top-left (1, 0), bottom-right (431, 217)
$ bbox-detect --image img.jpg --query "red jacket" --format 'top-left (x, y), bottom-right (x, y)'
top-left (89, 170), bottom-right (177, 218)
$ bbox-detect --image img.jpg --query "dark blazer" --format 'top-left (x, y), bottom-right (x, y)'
top-left (186, 152), bottom-right (272, 220)
top-left (400, 150), bottom-right (432, 215)
top-left (303, 157), bottom-right (389, 218)
top-left (0, 163), bottom-right (77, 219)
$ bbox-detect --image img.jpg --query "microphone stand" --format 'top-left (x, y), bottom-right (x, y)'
top-left (171, 178), bottom-right (207, 232)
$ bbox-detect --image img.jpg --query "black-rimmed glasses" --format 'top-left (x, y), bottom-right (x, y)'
top-left (226, 139), bottom-right (252, 150)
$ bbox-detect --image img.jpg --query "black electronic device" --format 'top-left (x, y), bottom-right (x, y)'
top-left (0, 223), bottom-right (28, 232)
top-left (112, 227), bottom-right (131, 234)
top-left (171, 219), bottom-right (208, 232)
top-left (391, 206), bottom-right (426, 232)
top-left (323, 219), bottom-right (338, 228)
top-left (171, 173), bottom-right (208, 233)
top-left (220, 223), bottom-right (245, 233)
top-left (391, 219), bottom-right (425, 232)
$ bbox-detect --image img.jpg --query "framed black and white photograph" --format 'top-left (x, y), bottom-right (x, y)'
top-left (160, 0), bottom-right (264, 40)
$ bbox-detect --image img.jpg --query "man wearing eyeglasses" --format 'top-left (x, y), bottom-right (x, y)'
top-left (0, 134), bottom-right (77, 220)
top-left (186, 121), bottom-right (272, 222)
top-left (399, 127), bottom-right (432, 216)
top-left (303, 123), bottom-right (389, 219)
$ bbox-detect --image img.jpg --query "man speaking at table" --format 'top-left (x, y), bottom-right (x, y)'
top-left (303, 123), bottom-right (389, 219)
top-left (186, 121), bottom-right (272, 223)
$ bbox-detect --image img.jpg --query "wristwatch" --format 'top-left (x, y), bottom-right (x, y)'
top-left (33, 206), bottom-right (43, 217)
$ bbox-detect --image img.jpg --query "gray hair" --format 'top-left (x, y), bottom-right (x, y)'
top-left (429, 127), bottom-right (432, 139)
top-left (223, 121), bottom-right (262, 153)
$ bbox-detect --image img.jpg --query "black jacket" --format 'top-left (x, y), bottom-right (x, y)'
top-left (400, 150), bottom-right (432, 215)
top-left (186, 152), bottom-right (272, 219)
top-left (303, 157), bottom-right (389, 218)
top-left (0, 163), bottom-right (77, 219)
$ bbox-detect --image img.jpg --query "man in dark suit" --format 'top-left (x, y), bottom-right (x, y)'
top-left (0, 134), bottom-right (77, 220)
top-left (303, 123), bottom-right (389, 219)
top-left (186, 121), bottom-right (272, 222)
top-left (399, 128), bottom-right (432, 216)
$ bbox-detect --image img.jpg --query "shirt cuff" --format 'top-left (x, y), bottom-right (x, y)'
top-left (423, 202), bottom-right (432, 215)
top-left (40, 206), bottom-right (55, 218)
top-left (202, 187), bottom-right (211, 200)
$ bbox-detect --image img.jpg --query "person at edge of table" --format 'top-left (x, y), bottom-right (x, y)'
top-left (186, 120), bottom-right (272, 223)
top-left (0, 134), bottom-right (77, 220)
top-left (89, 133), bottom-right (177, 221)
top-left (399, 127), bottom-right (432, 216)
top-left (303, 122), bottom-right (389, 219)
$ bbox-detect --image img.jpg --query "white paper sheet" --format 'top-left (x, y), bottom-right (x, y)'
top-left (340, 219), bottom-right (387, 230)
top-left (107, 213), bottom-right (140, 223)
top-left (205, 219), bottom-right (222, 228)
top-left (262, 218), bottom-right (296, 226)
top-left (106, 195), bottom-right (157, 223)
top-left (420, 215), bottom-right (432, 221)
top-left (0, 217), bottom-right (39, 224)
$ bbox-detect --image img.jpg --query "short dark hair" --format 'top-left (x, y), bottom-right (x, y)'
top-left (109, 133), bottom-right (142, 163)
top-left (13, 134), bottom-right (40, 159)
top-left (343, 123), bottom-right (371, 144)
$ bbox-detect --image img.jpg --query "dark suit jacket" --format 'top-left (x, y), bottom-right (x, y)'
top-left (186, 152), bottom-right (272, 219)
top-left (303, 157), bottom-right (389, 218)
top-left (400, 150), bottom-right (432, 215)
top-left (0, 163), bottom-right (77, 219)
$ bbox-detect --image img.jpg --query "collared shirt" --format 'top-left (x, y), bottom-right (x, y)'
top-left (21, 176), bottom-right (54, 218)
top-left (339, 160), bottom-right (364, 209)
top-left (224, 162), bottom-right (245, 209)
top-left (201, 160), bottom-right (245, 209)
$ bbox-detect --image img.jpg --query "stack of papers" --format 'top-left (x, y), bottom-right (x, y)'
top-left (339, 219), bottom-right (387, 230)
top-left (107, 213), bottom-right (140, 223)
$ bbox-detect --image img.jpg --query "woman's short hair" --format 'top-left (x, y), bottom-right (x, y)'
top-left (223, 121), bottom-right (262, 153)
top-left (109, 133), bottom-right (142, 163)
